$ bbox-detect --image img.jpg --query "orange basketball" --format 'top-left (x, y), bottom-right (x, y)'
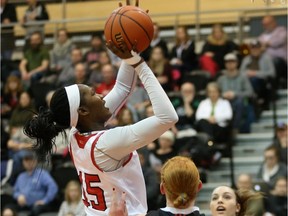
top-left (104, 5), bottom-right (154, 53)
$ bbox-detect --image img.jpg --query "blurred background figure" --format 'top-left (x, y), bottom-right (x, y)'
top-left (58, 180), bottom-right (85, 216)
top-left (272, 122), bottom-right (287, 165)
top-left (1, 0), bottom-right (17, 61)
top-left (141, 22), bottom-right (169, 61)
top-left (217, 53), bottom-right (255, 134)
top-left (169, 25), bottom-right (198, 78)
top-left (49, 28), bottom-right (75, 75)
top-left (95, 63), bottom-right (117, 96)
top-left (195, 82), bottom-right (233, 144)
top-left (20, 0), bottom-right (49, 50)
top-left (258, 15), bottom-right (287, 89)
top-left (257, 145), bottom-right (287, 189)
top-left (1, 206), bottom-right (18, 216)
top-left (199, 24), bottom-right (239, 78)
top-left (240, 39), bottom-right (275, 113)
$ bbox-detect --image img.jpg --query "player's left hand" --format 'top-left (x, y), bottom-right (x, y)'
top-left (109, 189), bottom-right (128, 216)
top-left (106, 39), bottom-right (136, 59)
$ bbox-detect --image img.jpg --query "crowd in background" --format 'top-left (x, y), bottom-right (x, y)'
top-left (1, 0), bottom-right (287, 215)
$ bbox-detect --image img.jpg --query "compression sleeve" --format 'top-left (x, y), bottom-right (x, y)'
top-left (103, 61), bottom-right (137, 122)
top-left (94, 62), bottom-right (178, 170)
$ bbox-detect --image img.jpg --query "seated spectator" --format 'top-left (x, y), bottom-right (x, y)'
top-left (149, 130), bottom-right (177, 174)
top-left (83, 34), bottom-right (106, 74)
top-left (13, 151), bottom-right (58, 216)
top-left (236, 173), bottom-right (266, 215)
top-left (169, 26), bottom-right (198, 77)
top-left (20, 0), bottom-right (49, 48)
top-left (88, 50), bottom-right (112, 88)
top-left (141, 22), bottom-right (169, 61)
top-left (266, 177), bottom-right (287, 216)
top-left (257, 145), bottom-right (287, 188)
top-left (137, 148), bottom-right (159, 211)
top-left (258, 15), bottom-right (287, 88)
top-left (217, 53), bottom-right (255, 133)
top-left (148, 46), bottom-right (175, 92)
top-left (1, 75), bottom-right (24, 121)
top-left (58, 180), bottom-right (85, 216)
top-left (239, 39), bottom-right (275, 111)
top-left (50, 28), bottom-right (75, 74)
top-left (1, 0), bottom-right (17, 61)
top-left (195, 82), bottom-right (233, 144)
top-left (9, 91), bottom-right (35, 131)
top-left (95, 63), bottom-right (117, 96)
top-left (199, 24), bottom-right (239, 78)
top-left (126, 79), bottom-right (150, 121)
top-left (210, 186), bottom-right (263, 216)
top-left (1, 206), bottom-right (18, 216)
top-left (117, 107), bottom-right (135, 126)
top-left (272, 122), bottom-right (287, 164)
top-left (65, 62), bottom-right (89, 86)
top-left (56, 47), bottom-right (83, 87)
top-left (19, 31), bottom-right (50, 88)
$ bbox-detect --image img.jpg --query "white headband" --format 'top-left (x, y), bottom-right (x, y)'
top-left (64, 85), bottom-right (80, 127)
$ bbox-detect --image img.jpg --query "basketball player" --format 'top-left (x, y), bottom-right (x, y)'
top-left (109, 156), bottom-right (204, 216)
top-left (23, 32), bottom-right (178, 216)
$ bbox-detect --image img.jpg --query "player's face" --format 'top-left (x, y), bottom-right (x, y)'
top-left (78, 85), bottom-right (112, 124)
top-left (210, 186), bottom-right (240, 216)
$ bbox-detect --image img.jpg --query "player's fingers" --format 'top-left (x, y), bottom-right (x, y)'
top-left (132, 40), bottom-right (139, 53)
top-left (146, 9), bottom-right (149, 14)
top-left (119, 2), bottom-right (122, 7)
top-left (126, 0), bottom-right (130, 5)
top-left (111, 188), bottom-right (117, 209)
top-left (135, 0), bottom-right (139, 7)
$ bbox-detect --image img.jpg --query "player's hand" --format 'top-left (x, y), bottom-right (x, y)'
top-left (109, 189), bottom-right (128, 216)
top-left (106, 39), bottom-right (133, 59)
top-left (119, 0), bottom-right (149, 13)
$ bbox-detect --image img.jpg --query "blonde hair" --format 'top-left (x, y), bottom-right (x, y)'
top-left (161, 156), bottom-right (200, 208)
top-left (65, 180), bottom-right (82, 204)
top-left (236, 189), bottom-right (264, 216)
top-left (4, 75), bottom-right (23, 95)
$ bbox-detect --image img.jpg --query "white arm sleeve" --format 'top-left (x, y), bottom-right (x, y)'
top-left (103, 61), bottom-right (137, 121)
top-left (95, 62), bottom-right (178, 170)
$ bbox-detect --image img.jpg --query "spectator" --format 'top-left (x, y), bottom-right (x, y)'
top-left (148, 46), bottom-right (175, 92)
top-left (13, 151), bottom-right (58, 216)
top-left (272, 122), bottom-right (287, 164)
top-left (172, 82), bottom-right (202, 139)
top-left (236, 173), bottom-right (266, 216)
top-left (1, 0), bottom-right (17, 60)
top-left (88, 50), bottom-right (112, 88)
top-left (2, 206), bottom-right (18, 216)
top-left (83, 34), bottom-right (106, 74)
top-left (195, 82), bottom-right (233, 144)
top-left (267, 177), bottom-right (287, 216)
top-left (239, 39), bottom-right (275, 111)
top-left (50, 28), bottom-right (75, 74)
top-left (137, 148), bottom-right (159, 211)
top-left (9, 91), bottom-right (35, 130)
top-left (149, 130), bottom-right (177, 174)
top-left (19, 31), bottom-right (50, 88)
top-left (20, 0), bottom-right (49, 46)
top-left (217, 53), bottom-right (255, 133)
top-left (95, 63), bottom-right (117, 96)
top-left (257, 145), bottom-right (287, 188)
top-left (258, 15), bottom-right (287, 88)
top-left (169, 26), bottom-right (198, 76)
top-left (126, 79), bottom-right (150, 121)
top-left (58, 180), bottom-right (85, 216)
top-left (117, 107), bottom-right (135, 126)
top-left (210, 186), bottom-right (263, 216)
top-left (199, 24), bottom-right (239, 77)
top-left (56, 47), bottom-right (83, 87)
top-left (141, 22), bottom-right (169, 61)
top-left (65, 62), bottom-right (89, 86)
top-left (1, 75), bottom-right (24, 120)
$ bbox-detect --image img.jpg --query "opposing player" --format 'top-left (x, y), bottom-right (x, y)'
top-left (23, 18), bottom-right (178, 216)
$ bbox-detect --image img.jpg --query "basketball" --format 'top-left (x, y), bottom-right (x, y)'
top-left (104, 5), bottom-right (154, 53)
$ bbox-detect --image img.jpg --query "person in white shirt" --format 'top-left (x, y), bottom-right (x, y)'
top-left (195, 82), bottom-right (233, 144)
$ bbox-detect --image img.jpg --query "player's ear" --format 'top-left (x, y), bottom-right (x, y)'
top-left (160, 182), bottom-right (166, 195)
top-left (78, 106), bottom-right (89, 116)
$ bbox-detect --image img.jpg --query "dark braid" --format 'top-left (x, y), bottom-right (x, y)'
top-left (23, 88), bottom-right (71, 162)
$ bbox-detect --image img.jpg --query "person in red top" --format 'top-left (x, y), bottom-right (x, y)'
top-left (96, 63), bottom-right (117, 96)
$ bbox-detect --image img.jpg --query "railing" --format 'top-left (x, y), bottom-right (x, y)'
top-left (2, 5), bottom-right (287, 44)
